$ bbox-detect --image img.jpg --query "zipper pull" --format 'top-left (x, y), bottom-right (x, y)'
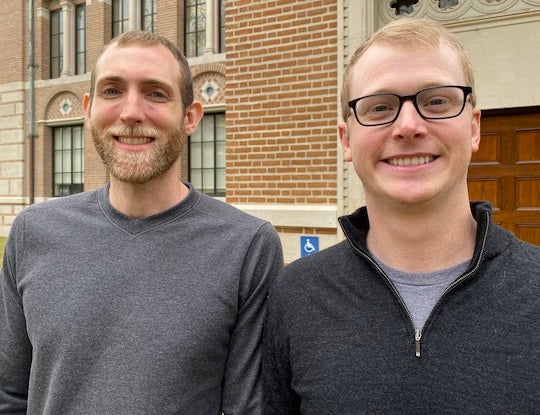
top-left (415, 329), bottom-right (422, 358)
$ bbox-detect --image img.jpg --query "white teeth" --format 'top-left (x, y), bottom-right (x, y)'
top-left (387, 156), bottom-right (435, 166)
top-left (117, 136), bottom-right (152, 145)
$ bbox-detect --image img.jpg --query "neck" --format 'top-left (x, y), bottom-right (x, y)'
top-left (365, 198), bottom-right (477, 272)
top-left (108, 166), bottom-right (189, 218)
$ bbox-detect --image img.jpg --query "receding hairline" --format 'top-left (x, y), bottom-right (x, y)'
top-left (89, 31), bottom-right (194, 110)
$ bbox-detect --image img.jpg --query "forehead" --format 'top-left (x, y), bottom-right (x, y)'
top-left (351, 42), bottom-right (465, 95)
top-left (94, 43), bottom-right (182, 88)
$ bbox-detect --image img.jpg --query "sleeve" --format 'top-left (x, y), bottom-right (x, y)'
top-left (0, 218), bottom-right (32, 414)
top-left (262, 273), bottom-right (301, 415)
top-left (220, 222), bottom-right (284, 415)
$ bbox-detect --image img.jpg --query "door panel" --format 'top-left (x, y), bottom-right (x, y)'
top-left (468, 110), bottom-right (540, 245)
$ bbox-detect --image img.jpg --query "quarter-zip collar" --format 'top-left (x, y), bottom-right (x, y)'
top-left (338, 201), bottom-right (507, 275)
top-left (338, 201), bottom-right (512, 357)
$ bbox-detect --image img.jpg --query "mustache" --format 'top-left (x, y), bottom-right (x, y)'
top-left (92, 123), bottom-right (161, 139)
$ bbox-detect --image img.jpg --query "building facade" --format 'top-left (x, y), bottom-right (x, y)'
top-left (0, 0), bottom-right (539, 262)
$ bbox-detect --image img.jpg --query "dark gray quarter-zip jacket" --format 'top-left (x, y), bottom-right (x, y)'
top-left (263, 202), bottom-right (540, 415)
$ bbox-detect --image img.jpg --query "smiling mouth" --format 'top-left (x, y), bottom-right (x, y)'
top-left (386, 155), bottom-right (437, 166)
top-left (116, 136), bottom-right (153, 145)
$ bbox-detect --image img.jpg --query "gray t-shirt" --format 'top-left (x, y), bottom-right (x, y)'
top-left (379, 260), bottom-right (469, 330)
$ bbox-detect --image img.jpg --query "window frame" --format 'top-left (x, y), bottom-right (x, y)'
top-left (52, 125), bottom-right (85, 197)
top-left (141, 0), bottom-right (156, 32)
top-left (188, 111), bottom-right (226, 197)
top-left (184, 0), bottom-right (206, 58)
top-left (50, 8), bottom-right (63, 79)
top-left (219, 0), bottom-right (225, 53)
top-left (75, 3), bottom-right (86, 75)
top-left (112, 0), bottom-right (130, 37)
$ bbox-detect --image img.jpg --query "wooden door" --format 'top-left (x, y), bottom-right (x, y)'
top-left (468, 108), bottom-right (540, 245)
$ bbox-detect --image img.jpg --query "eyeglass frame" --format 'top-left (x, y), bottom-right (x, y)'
top-left (347, 85), bottom-right (473, 127)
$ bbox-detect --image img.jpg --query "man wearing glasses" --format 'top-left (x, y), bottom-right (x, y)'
top-left (263, 18), bottom-right (539, 414)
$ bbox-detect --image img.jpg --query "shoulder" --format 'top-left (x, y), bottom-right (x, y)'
top-left (502, 235), bottom-right (540, 274)
top-left (13, 189), bottom-right (100, 225)
top-left (271, 240), bottom-right (355, 298)
top-left (486, 221), bottom-right (540, 264)
top-left (190, 189), bottom-right (274, 232)
top-left (479, 222), bottom-right (540, 299)
top-left (6, 190), bottom-right (103, 264)
top-left (287, 239), bottom-right (361, 274)
top-left (474, 201), bottom-right (540, 270)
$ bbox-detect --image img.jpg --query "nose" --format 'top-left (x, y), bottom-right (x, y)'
top-left (392, 100), bottom-right (427, 139)
top-left (119, 90), bottom-right (145, 124)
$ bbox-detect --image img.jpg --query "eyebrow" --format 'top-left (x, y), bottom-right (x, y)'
top-left (360, 82), bottom-right (457, 97)
top-left (96, 75), bottom-right (174, 90)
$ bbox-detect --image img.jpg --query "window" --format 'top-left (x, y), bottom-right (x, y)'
top-left (185, 0), bottom-right (206, 57)
top-left (189, 113), bottom-right (225, 196)
top-left (50, 9), bottom-right (63, 78)
top-left (49, 3), bottom-right (85, 77)
top-left (75, 4), bottom-right (86, 75)
top-left (111, 0), bottom-right (157, 36)
top-left (219, 0), bottom-right (225, 53)
top-left (112, 0), bottom-right (130, 37)
top-left (142, 0), bottom-right (156, 32)
top-left (185, 0), bottom-right (224, 57)
top-left (53, 125), bottom-right (84, 197)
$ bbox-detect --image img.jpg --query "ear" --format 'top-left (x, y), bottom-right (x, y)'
top-left (183, 101), bottom-right (204, 135)
top-left (82, 93), bottom-right (92, 128)
top-left (470, 108), bottom-right (481, 153)
top-left (338, 121), bottom-right (353, 162)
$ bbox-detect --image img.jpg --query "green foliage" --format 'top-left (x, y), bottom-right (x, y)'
top-left (0, 237), bottom-right (6, 264)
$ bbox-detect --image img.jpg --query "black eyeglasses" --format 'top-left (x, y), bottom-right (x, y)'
top-left (348, 85), bottom-right (473, 127)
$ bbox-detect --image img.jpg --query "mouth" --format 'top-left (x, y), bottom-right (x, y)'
top-left (115, 136), bottom-right (153, 145)
top-left (385, 155), bottom-right (437, 167)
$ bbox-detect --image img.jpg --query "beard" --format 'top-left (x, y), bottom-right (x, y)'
top-left (91, 122), bottom-right (185, 184)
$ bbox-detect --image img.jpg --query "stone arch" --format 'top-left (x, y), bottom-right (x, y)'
top-left (44, 91), bottom-right (84, 121)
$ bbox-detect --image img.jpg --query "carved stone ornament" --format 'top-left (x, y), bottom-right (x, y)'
top-left (382, 0), bottom-right (540, 23)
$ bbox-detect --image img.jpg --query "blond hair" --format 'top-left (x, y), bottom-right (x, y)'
top-left (341, 18), bottom-right (476, 120)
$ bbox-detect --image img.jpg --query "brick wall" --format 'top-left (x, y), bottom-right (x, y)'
top-left (226, 0), bottom-right (339, 204)
top-left (0, 3), bottom-right (26, 235)
top-left (0, 3), bottom-right (25, 83)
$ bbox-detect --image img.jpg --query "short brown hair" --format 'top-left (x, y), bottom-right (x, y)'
top-left (341, 18), bottom-right (476, 120)
top-left (89, 31), bottom-right (194, 110)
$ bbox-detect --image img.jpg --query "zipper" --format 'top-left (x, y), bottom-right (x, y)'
top-left (341, 209), bottom-right (491, 358)
top-left (349, 249), bottom-right (421, 355)
top-left (415, 329), bottom-right (422, 357)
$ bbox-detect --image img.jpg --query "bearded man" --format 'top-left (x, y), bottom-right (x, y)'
top-left (0, 31), bottom-right (283, 415)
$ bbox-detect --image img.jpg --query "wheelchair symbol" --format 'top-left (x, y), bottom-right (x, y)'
top-left (304, 239), bottom-right (316, 253)
top-left (301, 236), bottom-right (319, 257)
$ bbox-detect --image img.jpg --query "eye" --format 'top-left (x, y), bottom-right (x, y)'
top-left (419, 94), bottom-right (454, 115)
top-left (356, 95), bottom-right (397, 122)
top-left (372, 104), bottom-right (393, 112)
top-left (147, 90), bottom-right (170, 102)
top-left (366, 99), bottom-right (396, 115)
top-left (101, 87), bottom-right (121, 97)
top-left (425, 97), bottom-right (448, 106)
top-left (150, 91), bottom-right (165, 98)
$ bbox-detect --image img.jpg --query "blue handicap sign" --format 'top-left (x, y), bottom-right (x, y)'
top-left (300, 236), bottom-right (319, 257)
